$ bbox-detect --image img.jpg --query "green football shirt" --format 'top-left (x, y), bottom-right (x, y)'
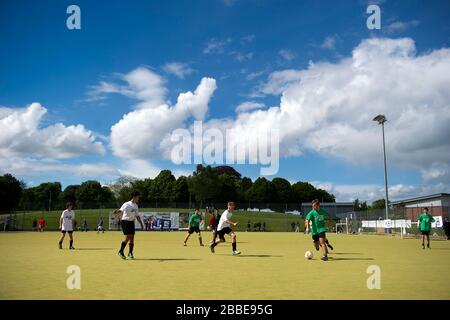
top-left (306, 208), bottom-right (328, 235)
top-left (189, 213), bottom-right (202, 227)
top-left (418, 213), bottom-right (435, 232)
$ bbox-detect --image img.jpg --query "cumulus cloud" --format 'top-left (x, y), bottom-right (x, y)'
top-left (203, 38), bottom-right (232, 54)
top-left (321, 36), bottom-right (337, 49)
top-left (235, 101), bottom-right (265, 113)
top-left (279, 49), bottom-right (295, 61)
top-left (162, 62), bottom-right (195, 79)
top-left (384, 20), bottom-right (420, 34)
top-left (109, 68), bottom-right (217, 159)
top-left (90, 67), bottom-right (167, 109)
top-left (0, 103), bottom-right (105, 159)
top-left (240, 38), bottom-right (450, 180)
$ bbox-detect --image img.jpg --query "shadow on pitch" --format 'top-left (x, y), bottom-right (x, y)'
top-left (76, 248), bottom-right (113, 251)
top-left (132, 258), bottom-right (202, 262)
top-left (216, 254), bottom-right (283, 258)
top-left (329, 252), bottom-right (363, 255)
top-left (327, 257), bottom-right (374, 261)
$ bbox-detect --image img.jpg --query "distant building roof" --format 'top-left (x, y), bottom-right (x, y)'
top-left (301, 202), bottom-right (353, 207)
top-left (390, 193), bottom-right (450, 205)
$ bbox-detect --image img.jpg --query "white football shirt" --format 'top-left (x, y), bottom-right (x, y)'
top-left (61, 209), bottom-right (75, 231)
top-left (217, 209), bottom-right (232, 231)
top-left (120, 201), bottom-right (140, 221)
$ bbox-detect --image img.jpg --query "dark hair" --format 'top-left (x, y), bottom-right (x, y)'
top-left (66, 202), bottom-right (73, 208)
top-left (423, 207), bottom-right (429, 211)
top-left (131, 191), bottom-right (141, 197)
top-left (312, 199), bottom-right (320, 206)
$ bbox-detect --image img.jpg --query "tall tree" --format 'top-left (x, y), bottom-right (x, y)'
top-left (0, 174), bottom-right (23, 212)
top-left (188, 165), bottom-right (221, 206)
top-left (271, 177), bottom-right (293, 203)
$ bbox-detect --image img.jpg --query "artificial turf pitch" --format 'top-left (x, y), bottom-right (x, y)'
top-left (0, 231), bottom-right (449, 299)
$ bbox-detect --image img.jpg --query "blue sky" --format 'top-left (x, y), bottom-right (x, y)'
top-left (1, 0), bottom-right (449, 202)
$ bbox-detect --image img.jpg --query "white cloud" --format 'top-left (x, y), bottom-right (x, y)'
top-left (384, 20), bottom-right (420, 34)
top-left (241, 34), bottom-right (255, 43)
top-left (90, 67), bottom-right (167, 109)
top-left (313, 181), bottom-right (449, 203)
top-left (162, 62), bottom-right (194, 79)
top-left (222, 38), bottom-right (450, 182)
top-left (234, 52), bottom-right (254, 62)
top-left (0, 157), bottom-right (119, 179)
top-left (321, 36), bottom-right (337, 50)
top-left (223, 0), bottom-right (237, 6)
top-left (203, 38), bottom-right (232, 54)
top-left (246, 70), bottom-right (265, 80)
top-left (0, 103), bottom-right (105, 159)
top-left (235, 101), bottom-right (265, 113)
top-left (118, 159), bottom-right (191, 179)
top-left (109, 67), bottom-right (217, 159)
top-left (279, 49), bottom-right (295, 61)
top-left (255, 69), bottom-right (303, 95)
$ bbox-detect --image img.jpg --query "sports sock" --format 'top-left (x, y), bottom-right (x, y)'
top-left (232, 242), bottom-right (237, 251)
top-left (129, 243), bottom-right (134, 254)
top-left (119, 241), bottom-right (127, 253)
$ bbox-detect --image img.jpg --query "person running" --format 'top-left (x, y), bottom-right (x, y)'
top-left (210, 201), bottom-right (241, 255)
top-left (305, 199), bottom-right (334, 261)
top-left (418, 207), bottom-right (435, 249)
top-left (208, 208), bottom-right (221, 245)
top-left (97, 216), bottom-right (105, 233)
top-left (58, 202), bottom-right (77, 250)
top-left (117, 191), bottom-right (145, 259)
top-left (183, 209), bottom-right (204, 246)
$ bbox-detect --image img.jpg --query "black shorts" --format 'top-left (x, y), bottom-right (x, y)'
top-left (420, 230), bottom-right (430, 236)
top-left (121, 220), bottom-right (135, 235)
top-left (312, 232), bottom-right (326, 242)
top-left (188, 226), bottom-right (200, 234)
top-left (218, 227), bottom-right (233, 240)
top-left (61, 230), bottom-right (73, 234)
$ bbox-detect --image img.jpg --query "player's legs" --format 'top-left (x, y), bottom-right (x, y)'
top-left (197, 231), bottom-right (204, 246)
top-left (230, 231), bottom-right (240, 255)
top-left (183, 230), bottom-right (192, 245)
top-left (59, 232), bottom-right (66, 249)
top-left (68, 232), bottom-right (74, 249)
top-left (319, 236), bottom-right (328, 260)
top-left (119, 234), bottom-right (131, 258)
top-left (426, 234), bottom-right (431, 248)
top-left (421, 234), bottom-right (425, 249)
top-left (128, 235), bottom-right (135, 258)
top-left (324, 238), bottom-right (333, 250)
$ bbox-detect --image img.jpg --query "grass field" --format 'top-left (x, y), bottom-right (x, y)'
top-left (1, 231), bottom-right (449, 300)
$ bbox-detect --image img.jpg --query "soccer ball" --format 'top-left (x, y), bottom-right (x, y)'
top-left (305, 251), bottom-right (313, 260)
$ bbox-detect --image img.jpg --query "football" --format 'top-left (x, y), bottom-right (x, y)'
top-left (305, 251), bottom-right (313, 259)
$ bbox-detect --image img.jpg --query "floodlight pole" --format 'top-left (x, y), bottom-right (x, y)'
top-left (381, 121), bottom-right (389, 220)
top-left (373, 115), bottom-right (389, 220)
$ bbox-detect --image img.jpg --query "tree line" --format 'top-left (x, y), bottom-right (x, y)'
top-left (0, 165), bottom-right (336, 212)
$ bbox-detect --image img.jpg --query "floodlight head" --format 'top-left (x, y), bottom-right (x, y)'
top-left (373, 114), bottom-right (387, 124)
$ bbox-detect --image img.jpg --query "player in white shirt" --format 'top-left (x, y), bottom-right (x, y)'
top-left (210, 201), bottom-right (241, 255)
top-left (117, 191), bottom-right (144, 259)
top-left (58, 202), bottom-right (77, 250)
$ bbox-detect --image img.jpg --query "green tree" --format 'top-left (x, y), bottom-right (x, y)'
top-left (371, 199), bottom-right (388, 210)
top-left (59, 185), bottom-right (80, 204)
top-left (271, 177), bottom-right (293, 204)
top-left (246, 177), bottom-right (276, 203)
top-left (75, 180), bottom-right (109, 208)
top-left (150, 170), bottom-right (176, 203)
top-left (187, 165), bottom-right (221, 206)
top-left (0, 174), bottom-right (23, 212)
top-left (172, 176), bottom-right (190, 202)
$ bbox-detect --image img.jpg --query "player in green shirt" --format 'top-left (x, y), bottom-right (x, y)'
top-left (183, 209), bottom-right (204, 246)
top-left (305, 199), bottom-right (334, 261)
top-left (417, 207), bottom-right (435, 249)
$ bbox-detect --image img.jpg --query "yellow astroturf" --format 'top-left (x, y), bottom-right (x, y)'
top-left (0, 231), bottom-right (449, 300)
